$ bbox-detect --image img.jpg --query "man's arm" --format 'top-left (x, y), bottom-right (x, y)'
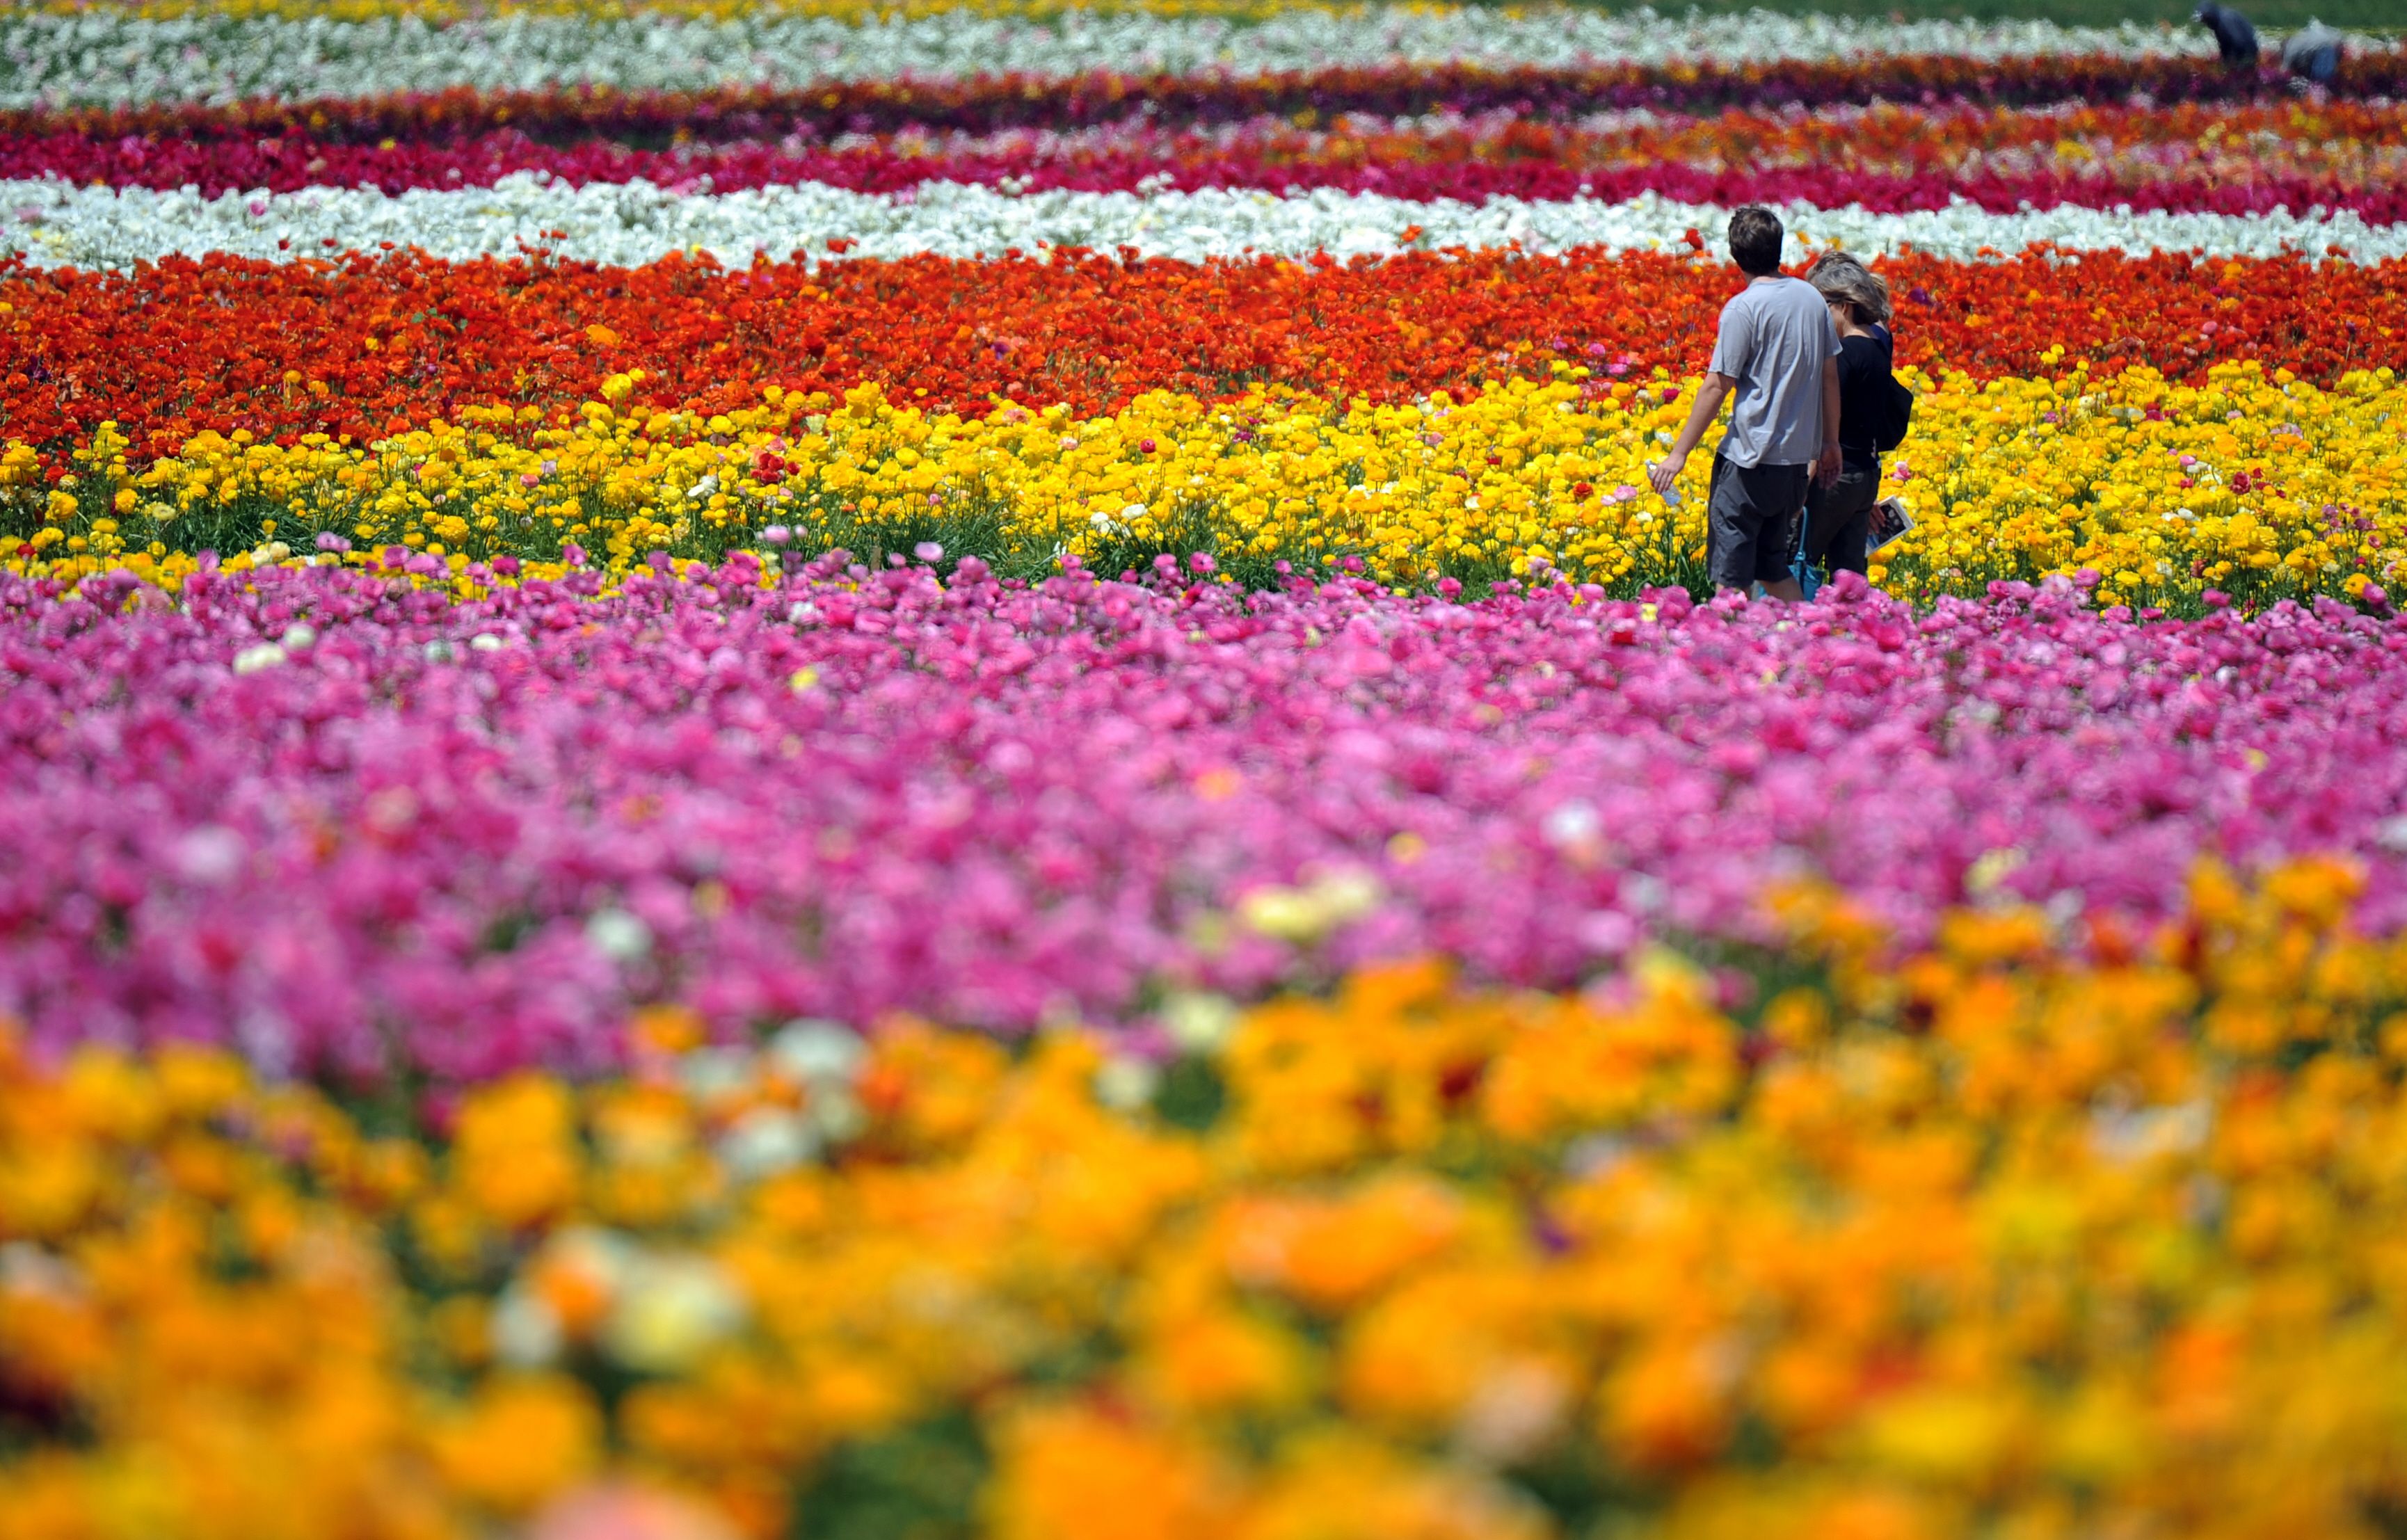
top-left (1815, 355), bottom-right (1842, 487)
top-left (1647, 373), bottom-right (1734, 494)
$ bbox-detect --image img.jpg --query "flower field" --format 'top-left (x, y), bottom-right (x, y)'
top-left (6, 5), bottom-right (2407, 607)
top-left (8, 3), bottom-right (2407, 1537)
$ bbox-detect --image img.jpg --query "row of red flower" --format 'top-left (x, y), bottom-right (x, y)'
top-left (3, 246), bottom-right (2398, 457)
top-left (7, 54), bottom-right (2402, 147)
top-left (10, 104), bottom-right (2401, 220)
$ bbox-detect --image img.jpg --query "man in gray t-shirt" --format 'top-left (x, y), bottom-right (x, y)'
top-left (1647, 206), bottom-right (1841, 600)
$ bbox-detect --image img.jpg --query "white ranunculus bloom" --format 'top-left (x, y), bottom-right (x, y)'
top-left (768, 1018), bottom-right (867, 1085)
top-left (488, 1285), bottom-right (566, 1367)
top-left (718, 1107), bottom-right (819, 1178)
top-left (584, 906), bottom-right (654, 963)
top-left (231, 642), bottom-right (289, 675)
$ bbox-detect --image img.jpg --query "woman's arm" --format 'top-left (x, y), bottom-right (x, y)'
top-left (1646, 373), bottom-right (1734, 493)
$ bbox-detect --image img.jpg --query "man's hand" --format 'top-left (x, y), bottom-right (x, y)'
top-left (1814, 442), bottom-right (1842, 488)
top-left (1650, 374), bottom-right (1730, 497)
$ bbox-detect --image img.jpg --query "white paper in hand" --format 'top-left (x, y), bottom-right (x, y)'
top-left (1868, 496), bottom-right (1914, 553)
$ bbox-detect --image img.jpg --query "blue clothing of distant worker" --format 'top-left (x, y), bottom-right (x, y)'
top-left (2282, 21), bottom-right (2342, 84)
top-left (2194, 1), bottom-right (2259, 66)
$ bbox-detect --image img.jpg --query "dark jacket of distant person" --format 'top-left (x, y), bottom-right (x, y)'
top-left (2194, 1), bottom-right (2259, 66)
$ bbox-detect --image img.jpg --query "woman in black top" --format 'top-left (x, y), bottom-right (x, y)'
top-left (1799, 254), bottom-right (1894, 580)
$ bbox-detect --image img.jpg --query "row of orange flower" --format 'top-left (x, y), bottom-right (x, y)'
top-left (7, 863), bottom-right (2407, 1539)
top-left (4, 248), bottom-right (2401, 463)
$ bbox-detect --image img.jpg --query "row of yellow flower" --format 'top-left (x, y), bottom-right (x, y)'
top-left (6, 859), bottom-right (2407, 1539)
top-left (6, 360), bottom-right (2401, 607)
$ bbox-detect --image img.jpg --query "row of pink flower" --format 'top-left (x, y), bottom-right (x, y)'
top-left (6, 554), bottom-right (2403, 1086)
top-left (10, 117), bottom-right (2405, 221)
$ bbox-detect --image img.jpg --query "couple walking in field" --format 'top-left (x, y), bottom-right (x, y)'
top-left (1646, 205), bottom-right (1910, 597)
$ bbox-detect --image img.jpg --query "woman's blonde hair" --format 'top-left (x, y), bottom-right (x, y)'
top-left (1807, 252), bottom-right (1892, 326)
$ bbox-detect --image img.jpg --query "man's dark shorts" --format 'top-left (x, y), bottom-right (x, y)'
top-left (1706, 452), bottom-right (1811, 591)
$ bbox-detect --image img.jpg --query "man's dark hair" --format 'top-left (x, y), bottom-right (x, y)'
top-left (1727, 206), bottom-right (1785, 278)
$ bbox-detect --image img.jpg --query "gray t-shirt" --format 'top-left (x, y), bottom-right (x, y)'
top-left (1707, 275), bottom-right (1840, 468)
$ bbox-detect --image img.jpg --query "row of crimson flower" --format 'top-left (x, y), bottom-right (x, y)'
top-left (11, 120), bottom-right (2403, 222)
top-left (7, 53), bottom-right (2404, 147)
top-left (3, 247), bottom-right (2401, 458)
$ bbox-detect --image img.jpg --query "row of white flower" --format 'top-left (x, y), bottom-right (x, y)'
top-left (0, 5), bottom-right (2259, 111)
top-left (10, 175), bottom-right (2405, 269)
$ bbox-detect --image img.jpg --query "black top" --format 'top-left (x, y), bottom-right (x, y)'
top-left (1834, 332), bottom-right (1892, 467)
